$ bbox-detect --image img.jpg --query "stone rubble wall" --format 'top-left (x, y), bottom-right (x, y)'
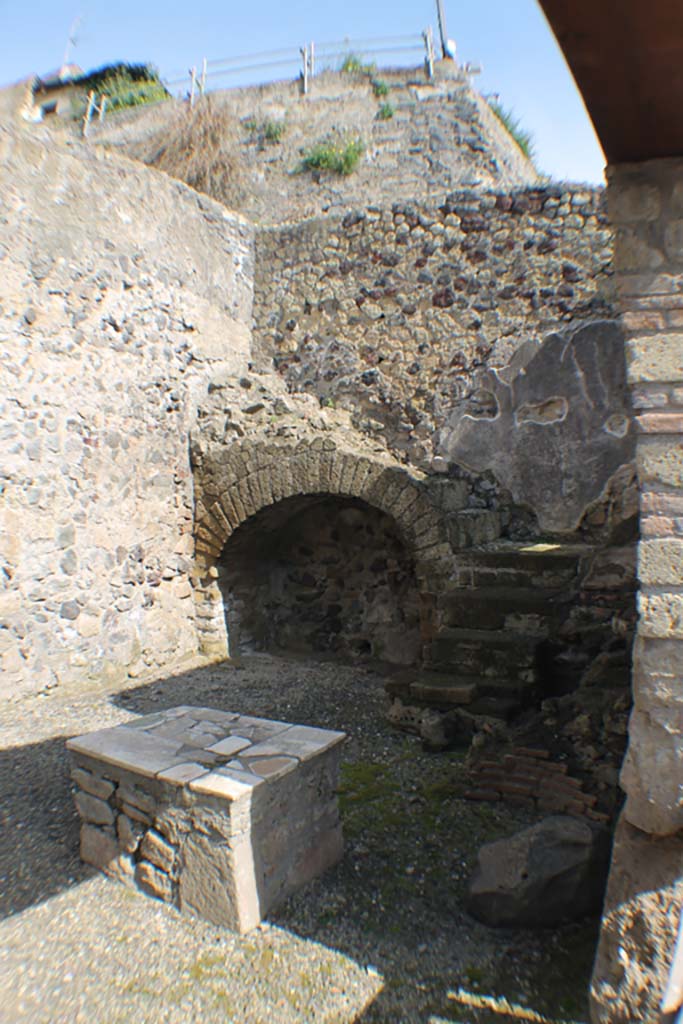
top-left (0, 112), bottom-right (636, 705)
top-left (0, 127), bottom-right (254, 699)
top-left (252, 185), bottom-right (631, 531)
top-left (590, 158), bottom-right (683, 1024)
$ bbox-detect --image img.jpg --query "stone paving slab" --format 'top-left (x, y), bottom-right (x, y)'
top-left (67, 706), bottom-right (345, 794)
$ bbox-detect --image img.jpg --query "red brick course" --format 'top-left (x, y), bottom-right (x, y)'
top-left (465, 746), bottom-right (606, 821)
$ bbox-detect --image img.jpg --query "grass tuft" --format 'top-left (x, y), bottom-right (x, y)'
top-left (488, 99), bottom-right (536, 162)
top-left (340, 53), bottom-right (376, 75)
top-left (263, 119), bottom-right (286, 143)
top-left (244, 118), bottom-right (286, 144)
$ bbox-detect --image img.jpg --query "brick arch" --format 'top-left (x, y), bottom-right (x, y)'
top-left (192, 438), bottom-right (451, 657)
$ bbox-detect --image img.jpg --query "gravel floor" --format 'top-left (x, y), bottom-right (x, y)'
top-left (0, 654), bottom-right (598, 1023)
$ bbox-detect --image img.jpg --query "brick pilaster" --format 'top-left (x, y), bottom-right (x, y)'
top-left (609, 161), bottom-right (683, 835)
top-left (591, 158), bottom-right (683, 1024)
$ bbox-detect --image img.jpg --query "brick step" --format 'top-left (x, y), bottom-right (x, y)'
top-left (438, 626), bottom-right (541, 647)
top-left (428, 659), bottom-right (534, 686)
top-left (410, 674), bottom-right (478, 707)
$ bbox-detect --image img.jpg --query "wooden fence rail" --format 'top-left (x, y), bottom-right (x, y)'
top-left (167, 30), bottom-right (437, 103)
top-left (85, 28), bottom-right (439, 130)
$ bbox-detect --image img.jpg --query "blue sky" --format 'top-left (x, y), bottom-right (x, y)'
top-left (1, 0), bottom-right (605, 183)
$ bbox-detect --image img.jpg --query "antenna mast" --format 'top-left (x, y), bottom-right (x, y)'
top-left (62, 15), bottom-right (82, 71)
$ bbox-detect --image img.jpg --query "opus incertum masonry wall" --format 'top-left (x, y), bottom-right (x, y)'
top-left (1, 115), bottom-right (636, 699)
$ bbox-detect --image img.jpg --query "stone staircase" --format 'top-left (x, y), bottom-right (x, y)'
top-left (387, 540), bottom-right (598, 719)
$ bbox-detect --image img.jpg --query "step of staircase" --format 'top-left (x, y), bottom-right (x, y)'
top-left (384, 669), bottom-right (526, 720)
top-left (439, 585), bottom-right (572, 632)
top-left (429, 627), bottom-right (539, 681)
top-left (455, 541), bottom-right (591, 590)
top-left (386, 669), bottom-right (479, 704)
top-left (410, 675), bottom-right (478, 707)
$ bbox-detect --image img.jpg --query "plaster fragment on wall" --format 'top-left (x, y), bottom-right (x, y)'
top-left (515, 397), bottom-right (569, 426)
top-left (604, 414), bottom-right (630, 438)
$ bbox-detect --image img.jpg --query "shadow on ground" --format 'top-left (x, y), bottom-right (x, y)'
top-left (0, 734), bottom-right (92, 918)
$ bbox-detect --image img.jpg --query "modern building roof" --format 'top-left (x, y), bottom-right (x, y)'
top-left (36, 64), bottom-right (83, 91)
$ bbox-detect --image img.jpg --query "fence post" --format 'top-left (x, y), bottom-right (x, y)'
top-left (98, 95), bottom-right (108, 122)
top-left (424, 27), bottom-right (435, 79)
top-left (301, 44), bottom-right (308, 94)
top-left (82, 90), bottom-right (96, 137)
top-left (201, 58), bottom-right (207, 95)
top-left (309, 40), bottom-right (315, 78)
top-left (189, 66), bottom-right (197, 106)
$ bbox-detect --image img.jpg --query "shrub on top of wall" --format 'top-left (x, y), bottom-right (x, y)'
top-left (141, 96), bottom-right (246, 209)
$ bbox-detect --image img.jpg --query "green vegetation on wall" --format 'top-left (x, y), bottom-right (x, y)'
top-left (340, 53), bottom-right (376, 76)
top-left (300, 137), bottom-right (364, 176)
top-left (263, 119), bottom-right (286, 143)
top-left (244, 118), bottom-right (287, 144)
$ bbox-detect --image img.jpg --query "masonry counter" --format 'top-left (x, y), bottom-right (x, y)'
top-left (67, 707), bottom-right (346, 933)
